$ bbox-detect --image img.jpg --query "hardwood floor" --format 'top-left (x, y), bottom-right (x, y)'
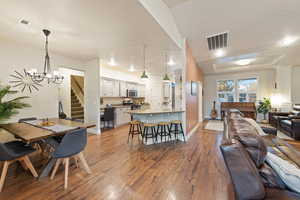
top-left (0, 124), bottom-right (234, 200)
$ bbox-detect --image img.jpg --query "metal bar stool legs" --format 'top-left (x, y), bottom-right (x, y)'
top-left (170, 120), bottom-right (186, 142)
top-left (127, 121), bottom-right (142, 143)
top-left (157, 122), bottom-right (172, 142)
top-left (142, 123), bottom-right (157, 144)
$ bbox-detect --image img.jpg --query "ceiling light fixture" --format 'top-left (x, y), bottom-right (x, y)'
top-left (129, 64), bottom-right (135, 72)
top-left (108, 57), bottom-right (117, 66)
top-left (214, 49), bottom-right (225, 57)
top-left (280, 36), bottom-right (298, 47)
top-left (235, 58), bottom-right (254, 66)
top-left (26, 29), bottom-right (64, 84)
top-left (167, 57), bottom-right (176, 66)
top-left (163, 52), bottom-right (171, 82)
top-left (141, 45), bottom-right (149, 80)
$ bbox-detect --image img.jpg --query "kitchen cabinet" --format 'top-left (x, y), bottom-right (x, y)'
top-left (101, 78), bottom-right (120, 97)
top-left (126, 82), bottom-right (136, 90)
top-left (102, 78), bottom-right (114, 97)
top-left (115, 107), bottom-right (131, 126)
top-left (112, 80), bottom-right (120, 97)
top-left (120, 81), bottom-right (127, 97)
top-left (163, 83), bottom-right (171, 98)
top-left (138, 84), bottom-right (146, 97)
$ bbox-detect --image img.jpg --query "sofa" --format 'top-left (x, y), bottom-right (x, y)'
top-left (278, 104), bottom-right (300, 140)
top-left (221, 109), bottom-right (300, 200)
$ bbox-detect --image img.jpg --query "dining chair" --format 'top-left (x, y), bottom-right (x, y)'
top-left (0, 141), bottom-right (38, 192)
top-left (18, 117), bottom-right (45, 155)
top-left (50, 128), bottom-right (91, 189)
top-left (101, 107), bottom-right (115, 129)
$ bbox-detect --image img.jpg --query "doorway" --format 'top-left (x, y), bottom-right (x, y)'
top-left (71, 75), bottom-right (85, 120)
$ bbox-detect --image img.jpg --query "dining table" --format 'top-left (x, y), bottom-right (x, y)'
top-left (0, 118), bottom-right (95, 179)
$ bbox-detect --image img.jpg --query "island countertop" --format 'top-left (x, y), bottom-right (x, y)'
top-left (128, 109), bottom-right (185, 115)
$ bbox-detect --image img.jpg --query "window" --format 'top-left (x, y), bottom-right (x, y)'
top-left (217, 78), bottom-right (257, 102)
top-left (237, 78), bottom-right (257, 102)
top-left (217, 80), bottom-right (235, 102)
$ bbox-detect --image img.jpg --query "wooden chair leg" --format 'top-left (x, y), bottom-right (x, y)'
top-left (50, 159), bottom-right (61, 180)
top-left (64, 158), bottom-right (69, 190)
top-left (73, 157), bottom-right (79, 168)
top-left (0, 161), bottom-right (10, 192)
top-left (77, 152), bottom-right (91, 174)
top-left (22, 156), bottom-right (38, 178)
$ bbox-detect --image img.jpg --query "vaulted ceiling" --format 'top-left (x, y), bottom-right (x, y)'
top-left (0, 0), bottom-right (181, 74)
top-left (164, 0), bottom-right (300, 74)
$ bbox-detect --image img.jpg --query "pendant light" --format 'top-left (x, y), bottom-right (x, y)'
top-left (141, 45), bottom-right (149, 80)
top-left (163, 52), bottom-right (171, 82)
top-left (26, 29), bottom-right (64, 84)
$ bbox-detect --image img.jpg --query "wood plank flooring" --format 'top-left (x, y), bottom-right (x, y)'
top-left (0, 124), bottom-right (234, 200)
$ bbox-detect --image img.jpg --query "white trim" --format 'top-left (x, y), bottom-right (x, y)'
top-left (186, 122), bottom-right (201, 140)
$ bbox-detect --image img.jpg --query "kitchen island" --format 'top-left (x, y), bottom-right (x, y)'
top-left (128, 109), bottom-right (185, 123)
top-left (128, 109), bottom-right (185, 144)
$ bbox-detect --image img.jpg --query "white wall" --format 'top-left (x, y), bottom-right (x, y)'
top-left (82, 59), bottom-right (101, 134)
top-left (0, 40), bottom-right (84, 123)
top-left (138, 0), bottom-right (183, 49)
top-left (292, 66), bottom-right (300, 104)
top-left (203, 69), bottom-right (275, 119)
top-left (276, 65), bottom-right (292, 104)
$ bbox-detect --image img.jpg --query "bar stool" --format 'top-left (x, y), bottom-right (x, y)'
top-left (127, 120), bottom-right (143, 143)
top-left (157, 122), bottom-right (172, 142)
top-left (169, 120), bottom-right (186, 142)
top-left (142, 123), bottom-right (157, 144)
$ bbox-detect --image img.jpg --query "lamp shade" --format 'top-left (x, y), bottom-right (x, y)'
top-left (141, 70), bottom-right (148, 80)
top-left (163, 74), bottom-right (171, 82)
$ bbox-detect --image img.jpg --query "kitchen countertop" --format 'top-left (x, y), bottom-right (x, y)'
top-left (128, 109), bottom-right (185, 115)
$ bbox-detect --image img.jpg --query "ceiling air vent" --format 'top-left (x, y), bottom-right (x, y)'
top-left (206, 32), bottom-right (228, 50)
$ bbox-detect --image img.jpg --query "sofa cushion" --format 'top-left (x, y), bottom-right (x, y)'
top-left (220, 142), bottom-right (266, 200)
top-left (259, 164), bottom-right (286, 189)
top-left (282, 120), bottom-right (292, 126)
top-left (237, 134), bottom-right (267, 168)
top-left (266, 152), bottom-right (300, 194)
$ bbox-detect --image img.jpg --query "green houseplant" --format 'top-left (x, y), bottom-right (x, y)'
top-left (257, 98), bottom-right (271, 122)
top-left (0, 85), bottom-right (31, 123)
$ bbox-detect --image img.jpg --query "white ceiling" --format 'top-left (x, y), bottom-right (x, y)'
top-left (165, 0), bottom-right (300, 74)
top-left (0, 0), bottom-right (181, 73)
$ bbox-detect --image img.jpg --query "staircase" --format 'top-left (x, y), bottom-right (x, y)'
top-left (71, 89), bottom-right (84, 120)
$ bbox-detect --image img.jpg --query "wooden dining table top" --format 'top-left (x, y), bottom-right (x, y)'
top-left (0, 118), bottom-right (95, 143)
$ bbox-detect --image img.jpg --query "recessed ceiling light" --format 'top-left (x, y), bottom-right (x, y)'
top-left (235, 58), bottom-right (254, 66)
top-left (214, 49), bottom-right (225, 57)
top-left (108, 57), bottom-right (117, 66)
top-left (280, 36), bottom-right (298, 47)
top-left (129, 64), bottom-right (135, 72)
top-left (167, 58), bottom-right (176, 66)
top-left (19, 19), bottom-right (30, 25)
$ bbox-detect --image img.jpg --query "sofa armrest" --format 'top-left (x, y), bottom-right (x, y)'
top-left (262, 127), bottom-right (277, 136)
top-left (277, 116), bottom-right (289, 122)
top-left (289, 115), bottom-right (300, 120)
top-left (220, 142), bottom-right (266, 200)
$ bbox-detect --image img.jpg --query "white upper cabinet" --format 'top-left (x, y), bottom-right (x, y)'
top-left (112, 80), bottom-right (120, 97)
top-left (102, 78), bottom-right (114, 97)
top-left (120, 81), bottom-right (127, 97)
top-left (138, 84), bottom-right (146, 97)
top-left (163, 83), bottom-right (171, 98)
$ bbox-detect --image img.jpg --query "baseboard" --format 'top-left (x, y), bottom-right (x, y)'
top-left (186, 123), bottom-right (201, 140)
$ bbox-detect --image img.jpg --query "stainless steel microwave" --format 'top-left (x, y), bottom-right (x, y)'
top-left (127, 90), bottom-right (138, 97)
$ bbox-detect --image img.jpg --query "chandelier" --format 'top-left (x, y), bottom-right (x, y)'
top-left (26, 29), bottom-right (64, 84)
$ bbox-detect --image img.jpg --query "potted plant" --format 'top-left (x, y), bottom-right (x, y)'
top-left (257, 97), bottom-right (271, 123)
top-left (0, 85), bottom-right (30, 123)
